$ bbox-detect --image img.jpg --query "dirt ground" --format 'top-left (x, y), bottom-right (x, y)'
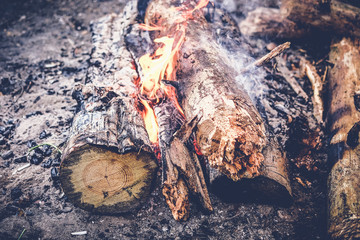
top-left (0, 0), bottom-right (329, 239)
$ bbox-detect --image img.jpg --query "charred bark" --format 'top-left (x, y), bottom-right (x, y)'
top-left (327, 38), bottom-right (360, 239)
top-left (60, 5), bottom-right (157, 214)
top-left (154, 99), bottom-right (212, 221)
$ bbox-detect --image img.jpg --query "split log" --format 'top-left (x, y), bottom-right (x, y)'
top-left (241, 1), bottom-right (360, 39)
top-left (60, 6), bottom-right (157, 214)
top-left (144, 0), bottom-right (291, 198)
top-left (155, 101), bottom-right (212, 220)
top-left (327, 38), bottom-right (360, 239)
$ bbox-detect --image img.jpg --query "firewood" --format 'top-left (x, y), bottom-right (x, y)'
top-left (145, 0), bottom-right (267, 181)
top-left (143, 0), bottom-right (291, 198)
top-left (281, 0), bottom-right (360, 38)
top-left (239, 7), bottom-right (306, 39)
top-left (241, 1), bottom-right (360, 39)
top-left (327, 38), bottom-right (360, 239)
top-left (60, 7), bottom-right (157, 214)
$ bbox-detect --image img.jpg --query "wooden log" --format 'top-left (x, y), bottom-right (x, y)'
top-left (145, 0), bottom-right (267, 181)
top-left (281, 0), bottom-right (360, 38)
top-left (60, 5), bottom-right (157, 214)
top-left (144, 0), bottom-right (291, 200)
top-left (327, 38), bottom-right (360, 239)
top-left (239, 7), bottom-right (306, 39)
top-left (241, 1), bottom-right (360, 39)
top-left (154, 100), bottom-right (212, 221)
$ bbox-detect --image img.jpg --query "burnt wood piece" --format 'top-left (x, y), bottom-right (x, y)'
top-left (327, 38), bottom-right (360, 239)
top-left (60, 5), bottom-right (157, 214)
top-left (145, 0), bottom-right (267, 181)
top-left (154, 100), bottom-right (212, 221)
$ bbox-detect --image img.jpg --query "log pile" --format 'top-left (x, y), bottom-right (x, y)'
top-left (59, 0), bottom-right (293, 221)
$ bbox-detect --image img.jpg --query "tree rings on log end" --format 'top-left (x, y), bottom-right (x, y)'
top-left (60, 144), bottom-right (157, 214)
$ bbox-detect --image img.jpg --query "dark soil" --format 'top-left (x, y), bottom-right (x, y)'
top-left (0, 0), bottom-right (329, 239)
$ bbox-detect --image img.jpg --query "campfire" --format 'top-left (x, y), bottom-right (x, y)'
top-left (1, 0), bottom-right (359, 239)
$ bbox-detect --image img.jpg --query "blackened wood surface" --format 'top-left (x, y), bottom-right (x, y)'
top-left (327, 38), bottom-right (360, 239)
top-left (61, 3), bottom-right (157, 214)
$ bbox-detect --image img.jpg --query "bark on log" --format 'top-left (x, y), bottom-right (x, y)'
top-left (60, 5), bottom-right (157, 214)
top-left (239, 7), bottom-right (306, 39)
top-left (154, 100), bottom-right (212, 221)
top-left (327, 38), bottom-right (360, 239)
top-left (281, 0), bottom-right (360, 38)
top-left (241, 1), bottom-right (360, 39)
top-left (144, 0), bottom-right (291, 199)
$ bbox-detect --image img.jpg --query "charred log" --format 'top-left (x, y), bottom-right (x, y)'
top-left (327, 38), bottom-right (360, 239)
top-left (60, 7), bottom-right (157, 214)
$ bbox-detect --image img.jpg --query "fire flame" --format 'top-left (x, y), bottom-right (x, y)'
top-left (136, 0), bottom-right (210, 144)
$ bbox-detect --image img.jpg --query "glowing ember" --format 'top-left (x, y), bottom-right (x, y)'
top-left (136, 0), bottom-right (210, 144)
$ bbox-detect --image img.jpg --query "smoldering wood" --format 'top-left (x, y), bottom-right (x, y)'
top-left (144, 0), bottom-right (291, 199)
top-left (60, 6), bottom-right (157, 214)
top-left (327, 38), bottom-right (360, 239)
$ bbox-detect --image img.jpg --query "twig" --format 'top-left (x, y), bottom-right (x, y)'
top-left (17, 229), bottom-right (26, 240)
top-left (28, 143), bottom-right (62, 156)
top-left (240, 42), bottom-right (291, 74)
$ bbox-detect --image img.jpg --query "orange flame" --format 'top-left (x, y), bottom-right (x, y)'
top-left (136, 0), bottom-right (210, 144)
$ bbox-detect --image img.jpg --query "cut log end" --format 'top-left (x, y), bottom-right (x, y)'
top-left (60, 144), bottom-right (157, 214)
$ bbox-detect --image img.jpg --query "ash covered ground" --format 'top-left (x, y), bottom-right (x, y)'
top-left (0, 0), bottom-right (329, 239)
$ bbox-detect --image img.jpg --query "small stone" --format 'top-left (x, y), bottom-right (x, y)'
top-left (51, 167), bottom-right (60, 180)
top-left (41, 158), bottom-right (53, 168)
top-left (14, 155), bottom-right (27, 163)
top-left (0, 136), bottom-right (6, 145)
top-left (61, 206), bottom-right (73, 213)
top-left (10, 187), bottom-right (22, 200)
top-left (1, 150), bottom-right (14, 160)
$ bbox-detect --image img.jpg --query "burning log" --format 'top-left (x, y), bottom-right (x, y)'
top-left (241, 1), bottom-right (360, 39)
top-left (143, 0), bottom-right (291, 199)
top-left (60, 9), bottom-right (157, 214)
top-left (327, 38), bottom-right (360, 239)
top-left (145, 0), bottom-right (267, 181)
